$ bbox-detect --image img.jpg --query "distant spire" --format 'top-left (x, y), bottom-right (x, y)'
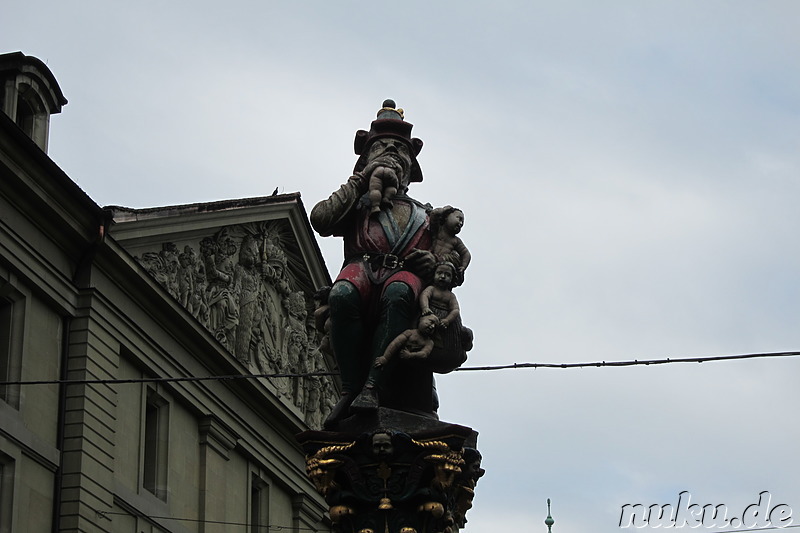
top-left (545, 498), bottom-right (555, 533)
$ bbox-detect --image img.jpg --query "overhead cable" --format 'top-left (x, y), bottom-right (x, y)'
top-left (2, 351), bottom-right (799, 387)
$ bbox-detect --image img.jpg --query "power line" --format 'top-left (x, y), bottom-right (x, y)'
top-left (454, 350), bottom-right (800, 371)
top-left (2, 351), bottom-right (799, 387)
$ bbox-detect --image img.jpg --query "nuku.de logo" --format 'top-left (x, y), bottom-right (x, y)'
top-left (619, 491), bottom-right (793, 529)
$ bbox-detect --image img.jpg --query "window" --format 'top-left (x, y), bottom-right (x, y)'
top-left (14, 95), bottom-right (35, 136)
top-left (13, 84), bottom-right (48, 150)
top-left (0, 453), bottom-right (14, 533)
top-left (143, 387), bottom-right (169, 500)
top-left (250, 474), bottom-right (269, 533)
top-left (0, 283), bottom-right (24, 409)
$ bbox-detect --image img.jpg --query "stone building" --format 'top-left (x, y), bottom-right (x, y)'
top-left (0, 51), bottom-right (335, 533)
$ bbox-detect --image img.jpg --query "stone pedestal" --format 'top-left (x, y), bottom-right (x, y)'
top-left (297, 409), bottom-right (483, 533)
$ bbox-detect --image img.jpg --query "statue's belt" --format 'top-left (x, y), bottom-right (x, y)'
top-left (347, 253), bottom-right (407, 285)
top-left (361, 252), bottom-right (404, 270)
top-left (345, 252), bottom-right (412, 285)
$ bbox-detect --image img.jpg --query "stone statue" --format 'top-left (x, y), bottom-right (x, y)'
top-left (453, 448), bottom-right (484, 528)
top-left (312, 286), bottom-right (333, 357)
top-left (300, 101), bottom-right (482, 533)
top-left (201, 235), bottom-right (238, 344)
top-left (232, 235), bottom-right (263, 363)
top-left (310, 100), bottom-right (471, 428)
top-left (374, 313), bottom-right (439, 368)
top-left (368, 165), bottom-right (400, 215)
top-left (419, 262), bottom-right (460, 329)
top-left (420, 260), bottom-right (472, 376)
top-left (429, 206), bottom-right (471, 283)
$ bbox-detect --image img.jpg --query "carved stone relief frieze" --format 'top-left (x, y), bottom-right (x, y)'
top-left (134, 220), bottom-right (334, 427)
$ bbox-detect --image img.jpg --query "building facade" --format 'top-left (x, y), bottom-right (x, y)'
top-left (0, 51), bottom-right (335, 533)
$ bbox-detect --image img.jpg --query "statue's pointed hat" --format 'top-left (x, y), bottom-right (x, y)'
top-left (353, 99), bottom-right (424, 182)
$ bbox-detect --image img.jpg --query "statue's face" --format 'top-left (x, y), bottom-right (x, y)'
top-left (470, 458), bottom-right (482, 476)
top-left (419, 314), bottom-right (439, 334)
top-left (368, 137), bottom-right (410, 160)
top-left (239, 241), bottom-right (258, 266)
top-left (223, 239), bottom-right (237, 256)
top-left (445, 210), bottom-right (464, 235)
top-left (372, 433), bottom-right (393, 458)
top-left (367, 138), bottom-right (412, 187)
top-left (434, 265), bottom-right (454, 288)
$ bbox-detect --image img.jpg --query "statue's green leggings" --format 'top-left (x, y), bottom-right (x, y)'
top-left (328, 280), bottom-right (415, 396)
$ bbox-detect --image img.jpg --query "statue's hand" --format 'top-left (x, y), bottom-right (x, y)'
top-left (347, 172), bottom-right (370, 194)
top-left (404, 248), bottom-right (436, 278)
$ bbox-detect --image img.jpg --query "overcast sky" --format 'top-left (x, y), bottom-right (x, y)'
top-left (4, 2), bottom-right (800, 532)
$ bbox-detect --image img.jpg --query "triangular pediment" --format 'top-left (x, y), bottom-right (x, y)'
top-left (109, 194), bottom-right (336, 428)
